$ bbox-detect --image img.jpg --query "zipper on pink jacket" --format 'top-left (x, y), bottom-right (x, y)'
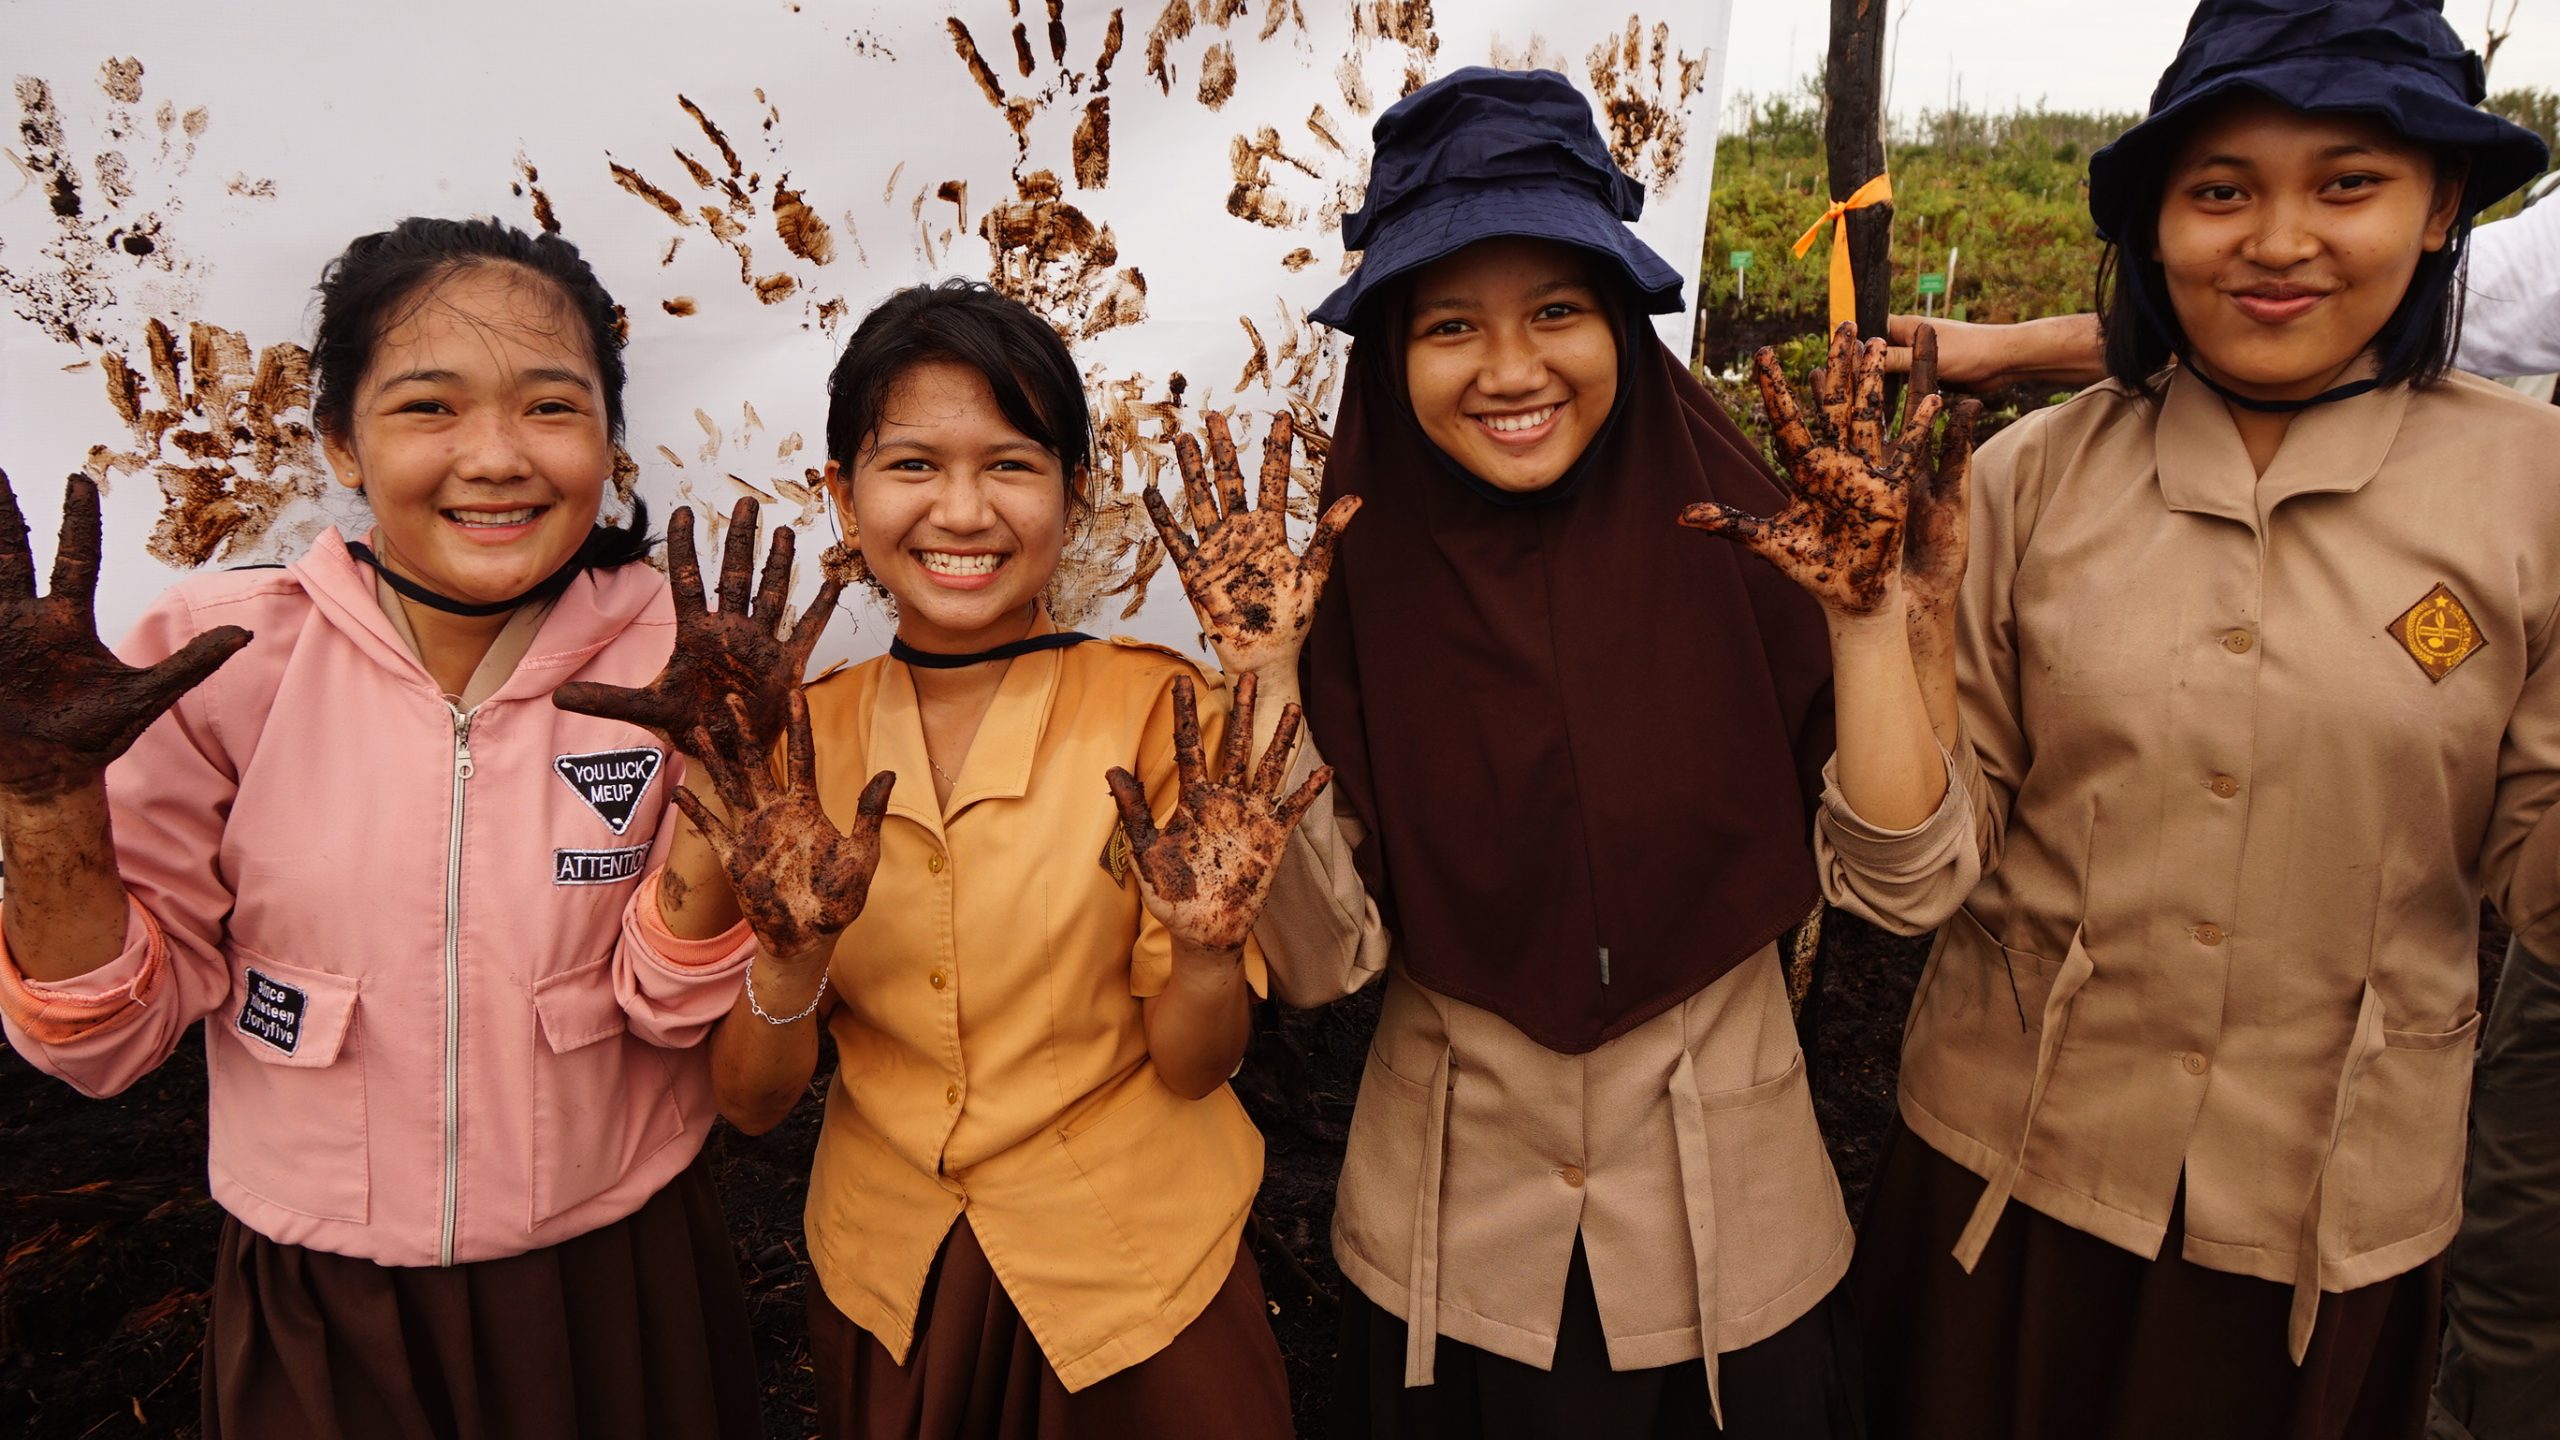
top-left (441, 702), bottom-right (476, 1267)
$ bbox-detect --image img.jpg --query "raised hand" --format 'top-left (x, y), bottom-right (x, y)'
top-left (672, 691), bottom-right (894, 959)
top-left (1142, 412), bottom-right (1361, 678)
top-left (1678, 322), bottom-right (1954, 618)
top-left (0, 472), bottom-right (249, 802)
top-left (1104, 673), bottom-right (1332, 954)
top-left (1897, 327), bottom-right (1982, 652)
top-left (554, 498), bottom-right (851, 757)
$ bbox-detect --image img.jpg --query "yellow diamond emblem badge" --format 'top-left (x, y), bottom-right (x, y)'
top-left (2391, 583), bottom-right (2485, 683)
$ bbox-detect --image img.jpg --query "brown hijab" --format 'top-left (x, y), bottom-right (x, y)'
top-left (1300, 293), bottom-right (1834, 1053)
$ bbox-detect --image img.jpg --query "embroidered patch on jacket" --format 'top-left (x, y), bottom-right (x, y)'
top-left (1100, 825), bottom-right (1133, 888)
top-left (554, 844), bottom-right (650, 886)
top-left (2390, 583), bottom-right (2486, 683)
top-left (553, 748), bottom-right (663, 835)
top-left (236, 969), bottom-right (307, 1055)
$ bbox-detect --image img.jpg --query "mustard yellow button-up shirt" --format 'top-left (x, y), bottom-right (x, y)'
top-left (793, 629), bottom-right (1267, 1392)
top-left (1818, 369), bottom-right (2560, 1359)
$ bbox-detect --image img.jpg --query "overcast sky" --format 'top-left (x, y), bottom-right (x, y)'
top-left (1721, 2), bottom-right (2560, 122)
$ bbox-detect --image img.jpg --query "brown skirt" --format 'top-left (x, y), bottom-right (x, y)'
top-left (1851, 1120), bottom-right (2441, 1440)
top-left (203, 1149), bottom-right (758, 1440)
top-left (804, 1216), bottom-right (1293, 1440)
top-left (1335, 1236), bottom-right (1865, 1440)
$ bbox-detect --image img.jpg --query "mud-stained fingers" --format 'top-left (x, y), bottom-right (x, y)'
top-left (1140, 485), bottom-right (1199, 570)
top-left (1104, 767), bottom-right (1160, 851)
top-left (1251, 701), bottom-right (1303, 797)
top-left (133, 624), bottom-right (252, 715)
top-left (784, 546), bottom-right (856, 672)
top-left (1935, 398), bottom-right (1981, 512)
top-left (0, 469), bottom-right (34, 598)
top-left (1173, 432), bottom-right (1222, 537)
top-left (1216, 672), bottom-right (1257, 785)
top-left (666, 506), bottom-right (707, 614)
top-left (1677, 500), bottom-right (1770, 544)
top-left (1892, 393), bottom-right (1945, 482)
top-left (551, 680), bottom-right (683, 736)
top-left (669, 784), bottom-right (739, 850)
top-left (1273, 763), bottom-right (1334, 832)
top-left (51, 476), bottom-right (103, 610)
top-left (1849, 338), bottom-right (1890, 464)
top-left (752, 521), bottom-right (797, 624)
top-left (782, 690), bottom-right (819, 794)
top-left (1168, 674), bottom-right (1208, 797)
top-left (1257, 413), bottom-right (1295, 516)
top-left (1750, 350), bottom-right (1817, 472)
top-left (717, 498), bottom-right (761, 613)
top-left (1206, 412), bottom-right (1247, 518)
top-left (1296, 495), bottom-right (1361, 595)
top-left (1906, 324), bottom-right (1940, 414)
top-left (850, 770), bottom-right (897, 839)
top-left (1818, 323), bottom-right (1858, 443)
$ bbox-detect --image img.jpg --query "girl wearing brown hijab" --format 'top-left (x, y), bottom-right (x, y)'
top-left (1144, 67), bottom-right (1970, 1439)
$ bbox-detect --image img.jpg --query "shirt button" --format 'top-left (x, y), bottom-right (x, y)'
top-left (2208, 775), bottom-right (2240, 799)
top-left (2222, 629), bottom-right (2255, 654)
top-left (928, 853), bottom-right (946, 874)
top-left (1558, 1165), bottom-right (1586, 1188)
top-left (945, 1084), bottom-right (960, 1105)
top-left (929, 969), bottom-right (948, 990)
top-left (2181, 1052), bottom-right (2209, 1076)
top-left (2193, 923), bottom-right (2225, 946)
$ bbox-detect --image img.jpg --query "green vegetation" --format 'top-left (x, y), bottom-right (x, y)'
top-left (1696, 80), bottom-right (2560, 385)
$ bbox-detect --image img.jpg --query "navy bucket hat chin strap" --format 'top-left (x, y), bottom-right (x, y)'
top-left (1310, 67), bottom-right (1686, 336)
top-left (2088, 0), bottom-right (2547, 243)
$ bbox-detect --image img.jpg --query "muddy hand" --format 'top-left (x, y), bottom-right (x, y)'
top-left (554, 498), bottom-right (851, 758)
top-left (1104, 673), bottom-right (1332, 953)
top-left (0, 472), bottom-right (249, 802)
top-left (1677, 322), bottom-right (1945, 618)
top-left (673, 691), bottom-right (894, 959)
top-left (1896, 325), bottom-right (1982, 648)
top-left (1142, 412), bottom-right (1360, 677)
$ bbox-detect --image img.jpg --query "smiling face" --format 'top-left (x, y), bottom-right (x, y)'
top-left (319, 263), bottom-right (611, 604)
top-left (829, 359), bottom-right (1071, 651)
top-left (1401, 236), bottom-right (1620, 493)
top-left (2153, 95), bottom-right (2463, 402)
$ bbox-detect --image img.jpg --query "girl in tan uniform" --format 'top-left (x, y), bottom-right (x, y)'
top-left (1740, 1), bottom-right (2560, 1435)
top-left (1170, 66), bottom-right (1972, 1438)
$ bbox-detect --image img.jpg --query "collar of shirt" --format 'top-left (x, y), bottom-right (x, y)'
top-left (2153, 364), bottom-right (2411, 529)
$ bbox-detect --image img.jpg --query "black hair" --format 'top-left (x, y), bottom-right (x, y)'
top-left (310, 216), bottom-right (649, 568)
top-left (2096, 120), bottom-right (2472, 397)
top-left (824, 279), bottom-right (1092, 507)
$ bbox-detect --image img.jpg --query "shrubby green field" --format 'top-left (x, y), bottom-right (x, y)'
top-left (1696, 78), bottom-right (2560, 393)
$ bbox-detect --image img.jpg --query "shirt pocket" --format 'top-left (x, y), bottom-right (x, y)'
top-left (528, 958), bottom-right (684, 1229)
top-left (206, 947), bottom-right (369, 1223)
top-left (1678, 1050), bottom-right (1849, 1325)
top-left (2328, 1008), bottom-right (2480, 1259)
top-left (1056, 1073), bottom-right (1263, 1303)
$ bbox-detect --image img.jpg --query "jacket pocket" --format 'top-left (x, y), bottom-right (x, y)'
top-left (207, 948), bottom-right (369, 1223)
top-left (528, 959), bottom-right (683, 1229)
top-left (2328, 1009), bottom-right (2480, 1259)
top-left (1675, 1050), bottom-right (1848, 1334)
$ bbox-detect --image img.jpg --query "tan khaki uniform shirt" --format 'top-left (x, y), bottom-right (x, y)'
top-left (1257, 748), bottom-right (1853, 1417)
top-left (1816, 370), bottom-right (2560, 1361)
top-left (793, 630), bottom-right (1268, 1392)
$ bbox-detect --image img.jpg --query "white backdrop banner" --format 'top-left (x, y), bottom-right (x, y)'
top-left (2, 0), bottom-right (1733, 658)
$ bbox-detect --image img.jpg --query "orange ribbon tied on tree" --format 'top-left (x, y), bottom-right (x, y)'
top-left (1793, 172), bottom-right (1894, 332)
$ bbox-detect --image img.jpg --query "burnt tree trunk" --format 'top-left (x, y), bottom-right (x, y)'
top-left (1825, 0), bottom-right (1891, 341)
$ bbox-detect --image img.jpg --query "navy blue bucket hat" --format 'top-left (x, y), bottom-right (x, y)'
top-left (1310, 66), bottom-right (1686, 335)
top-left (2088, 0), bottom-right (2548, 242)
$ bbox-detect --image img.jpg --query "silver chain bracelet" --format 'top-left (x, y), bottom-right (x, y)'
top-left (745, 958), bottom-right (828, 1025)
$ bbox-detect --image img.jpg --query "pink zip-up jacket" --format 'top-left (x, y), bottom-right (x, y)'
top-left (0, 530), bottom-right (752, 1267)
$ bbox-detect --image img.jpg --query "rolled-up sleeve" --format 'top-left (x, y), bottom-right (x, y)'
top-left (1815, 742), bottom-right (1982, 934)
top-left (614, 866), bottom-right (755, 1047)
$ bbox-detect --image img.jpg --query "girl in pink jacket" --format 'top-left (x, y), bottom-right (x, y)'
top-left (0, 218), bottom-right (827, 1438)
